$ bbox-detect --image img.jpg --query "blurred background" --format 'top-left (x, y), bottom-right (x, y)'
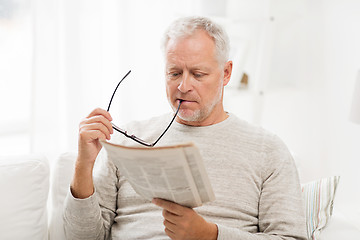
top-left (0, 0), bottom-right (359, 221)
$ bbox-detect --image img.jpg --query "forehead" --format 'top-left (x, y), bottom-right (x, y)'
top-left (165, 30), bottom-right (218, 67)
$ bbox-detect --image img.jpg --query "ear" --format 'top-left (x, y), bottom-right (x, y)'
top-left (223, 61), bottom-right (233, 87)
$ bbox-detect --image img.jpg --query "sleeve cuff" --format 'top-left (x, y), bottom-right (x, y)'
top-left (64, 187), bottom-right (102, 228)
top-left (216, 224), bottom-right (250, 240)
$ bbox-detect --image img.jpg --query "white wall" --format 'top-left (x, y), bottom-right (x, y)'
top-left (229, 0), bottom-right (360, 211)
top-left (323, 0), bottom-right (360, 211)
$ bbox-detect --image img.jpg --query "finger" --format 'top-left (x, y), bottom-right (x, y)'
top-left (81, 123), bottom-right (111, 140)
top-left (162, 209), bottom-right (180, 224)
top-left (85, 130), bottom-right (107, 142)
top-left (83, 115), bottom-right (113, 134)
top-left (164, 227), bottom-right (176, 239)
top-left (163, 219), bottom-right (177, 232)
top-left (152, 198), bottom-right (183, 216)
top-left (87, 108), bottom-right (113, 122)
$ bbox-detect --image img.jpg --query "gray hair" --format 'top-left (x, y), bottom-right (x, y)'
top-left (162, 16), bottom-right (230, 66)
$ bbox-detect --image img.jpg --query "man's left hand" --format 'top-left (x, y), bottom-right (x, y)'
top-left (152, 198), bottom-right (218, 240)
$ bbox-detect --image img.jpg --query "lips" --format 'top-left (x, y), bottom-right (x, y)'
top-left (177, 98), bottom-right (196, 103)
top-left (176, 99), bottom-right (198, 110)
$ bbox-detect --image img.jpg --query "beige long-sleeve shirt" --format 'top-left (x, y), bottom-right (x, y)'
top-left (63, 113), bottom-right (307, 240)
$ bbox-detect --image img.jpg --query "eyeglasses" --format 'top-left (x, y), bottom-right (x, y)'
top-left (107, 70), bottom-right (182, 147)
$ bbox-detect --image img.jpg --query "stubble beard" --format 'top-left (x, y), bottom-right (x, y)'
top-left (174, 87), bottom-right (223, 123)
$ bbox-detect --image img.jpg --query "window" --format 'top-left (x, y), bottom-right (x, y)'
top-left (0, 0), bottom-right (33, 154)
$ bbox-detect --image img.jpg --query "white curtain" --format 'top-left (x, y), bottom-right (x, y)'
top-left (0, 0), bottom-right (32, 154)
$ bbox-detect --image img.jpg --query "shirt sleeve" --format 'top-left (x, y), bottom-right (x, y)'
top-left (63, 149), bottom-right (119, 240)
top-left (216, 135), bottom-right (308, 240)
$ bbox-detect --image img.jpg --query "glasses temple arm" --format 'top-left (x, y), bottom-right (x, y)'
top-left (107, 70), bottom-right (131, 112)
top-left (152, 100), bottom-right (182, 147)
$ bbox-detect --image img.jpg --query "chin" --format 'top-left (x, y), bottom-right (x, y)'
top-left (178, 109), bottom-right (202, 122)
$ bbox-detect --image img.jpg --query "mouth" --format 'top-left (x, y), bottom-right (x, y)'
top-left (176, 98), bottom-right (196, 104)
top-left (175, 99), bottom-right (197, 111)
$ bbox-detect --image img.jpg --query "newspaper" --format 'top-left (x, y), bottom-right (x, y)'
top-left (100, 141), bottom-right (215, 208)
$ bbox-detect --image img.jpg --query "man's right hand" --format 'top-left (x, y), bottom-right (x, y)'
top-left (78, 108), bottom-right (114, 165)
top-left (71, 108), bottom-right (114, 199)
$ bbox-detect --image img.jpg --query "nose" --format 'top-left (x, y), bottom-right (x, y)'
top-left (177, 72), bottom-right (193, 93)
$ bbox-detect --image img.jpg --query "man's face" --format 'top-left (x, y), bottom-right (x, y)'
top-left (165, 30), bottom-right (232, 126)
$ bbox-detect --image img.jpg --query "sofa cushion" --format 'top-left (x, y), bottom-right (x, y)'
top-left (48, 152), bottom-right (77, 240)
top-left (0, 154), bottom-right (49, 240)
top-left (302, 176), bottom-right (340, 240)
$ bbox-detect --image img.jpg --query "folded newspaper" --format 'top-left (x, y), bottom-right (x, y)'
top-left (100, 141), bottom-right (215, 208)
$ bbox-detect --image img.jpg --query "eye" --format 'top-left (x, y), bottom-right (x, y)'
top-left (193, 72), bottom-right (205, 78)
top-left (168, 71), bottom-right (181, 79)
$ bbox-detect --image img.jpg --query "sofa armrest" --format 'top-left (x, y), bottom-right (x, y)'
top-left (320, 207), bottom-right (360, 240)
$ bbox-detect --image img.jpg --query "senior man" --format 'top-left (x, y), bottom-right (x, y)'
top-left (64, 16), bottom-right (307, 240)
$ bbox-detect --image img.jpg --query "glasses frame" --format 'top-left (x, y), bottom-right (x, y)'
top-left (107, 70), bottom-right (182, 147)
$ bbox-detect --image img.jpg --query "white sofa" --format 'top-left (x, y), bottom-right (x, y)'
top-left (0, 153), bottom-right (359, 240)
top-left (0, 153), bottom-right (76, 240)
